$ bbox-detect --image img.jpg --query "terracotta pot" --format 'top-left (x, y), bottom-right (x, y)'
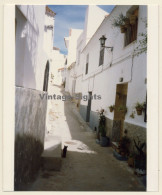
top-left (136, 108), bottom-right (142, 115)
top-left (129, 15), bottom-right (137, 25)
top-left (109, 107), bottom-right (114, 112)
top-left (120, 25), bottom-right (126, 33)
top-left (128, 157), bottom-right (134, 167)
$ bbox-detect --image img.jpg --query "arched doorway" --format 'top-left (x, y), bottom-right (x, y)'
top-left (43, 61), bottom-right (49, 92)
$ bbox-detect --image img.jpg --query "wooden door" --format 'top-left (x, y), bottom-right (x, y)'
top-left (112, 83), bottom-right (128, 141)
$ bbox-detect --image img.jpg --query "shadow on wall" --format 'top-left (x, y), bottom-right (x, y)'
top-left (14, 133), bottom-right (43, 191)
top-left (16, 5), bottom-right (41, 89)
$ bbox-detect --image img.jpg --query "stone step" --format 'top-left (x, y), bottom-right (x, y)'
top-left (41, 135), bottom-right (62, 171)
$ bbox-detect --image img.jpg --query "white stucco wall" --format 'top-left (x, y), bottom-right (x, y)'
top-left (77, 5), bottom-right (147, 128)
top-left (15, 5), bottom-right (54, 91)
top-left (43, 12), bottom-right (54, 59)
top-left (51, 49), bottom-right (66, 85)
top-left (83, 5), bottom-right (108, 46)
top-left (65, 29), bottom-right (83, 68)
top-left (75, 5), bottom-right (109, 94)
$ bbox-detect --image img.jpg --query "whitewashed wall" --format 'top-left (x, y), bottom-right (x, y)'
top-left (16, 5), bottom-right (48, 91)
top-left (75, 5), bottom-right (109, 94)
top-left (43, 12), bottom-right (54, 60)
top-left (79, 5), bottom-right (147, 128)
top-left (64, 29), bottom-right (82, 93)
top-left (65, 29), bottom-right (83, 68)
top-left (51, 49), bottom-right (66, 85)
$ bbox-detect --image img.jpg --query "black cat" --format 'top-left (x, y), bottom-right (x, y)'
top-left (62, 145), bottom-right (68, 158)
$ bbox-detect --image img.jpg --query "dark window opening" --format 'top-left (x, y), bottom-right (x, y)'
top-left (43, 61), bottom-right (49, 92)
top-left (85, 54), bottom-right (89, 75)
top-left (99, 47), bottom-right (104, 66)
top-left (125, 7), bottom-right (139, 46)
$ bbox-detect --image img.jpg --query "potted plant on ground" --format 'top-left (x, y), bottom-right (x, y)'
top-left (109, 105), bottom-right (115, 112)
top-left (128, 153), bottom-right (135, 167)
top-left (113, 136), bottom-right (131, 161)
top-left (98, 109), bottom-right (109, 147)
top-left (112, 13), bottom-right (129, 33)
top-left (135, 102), bottom-right (144, 115)
top-left (127, 146), bottom-right (136, 167)
top-left (133, 137), bottom-right (146, 176)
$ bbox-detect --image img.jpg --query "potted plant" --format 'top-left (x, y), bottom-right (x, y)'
top-left (112, 13), bottom-right (129, 33)
top-left (128, 153), bottom-right (135, 167)
top-left (133, 137), bottom-right (146, 176)
top-left (130, 111), bottom-right (135, 118)
top-left (128, 147), bottom-right (136, 167)
top-left (98, 109), bottom-right (109, 147)
top-left (135, 102), bottom-right (144, 115)
top-left (118, 136), bottom-right (131, 157)
top-left (109, 105), bottom-right (115, 112)
top-left (113, 136), bottom-right (131, 161)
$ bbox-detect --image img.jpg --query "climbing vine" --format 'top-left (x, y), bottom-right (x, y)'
top-left (134, 18), bottom-right (147, 56)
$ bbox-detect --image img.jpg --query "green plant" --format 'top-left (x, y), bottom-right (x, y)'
top-left (134, 18), bottom-right (147, 56)
top-left (133, 137), bottom-right (146, 170)
top-left (112, 13), bottom-right (129, 27)
top-left (98, 109), bottom-right (106, 137)
top-left (109, 105), bottom-right (115, 112)
top-left (118, 136), bottom-right (131, 156)
top-left (109, 105), bottom-right (115, 109)
top-left (135, 102), bottom-right (144, 110)
top-left (130, 111), bottom-right (135, 118)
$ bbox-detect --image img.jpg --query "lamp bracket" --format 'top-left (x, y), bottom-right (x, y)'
top-left (102, 46), bottom-right (113, 51)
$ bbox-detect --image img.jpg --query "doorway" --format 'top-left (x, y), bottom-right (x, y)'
top-left (86, 92), bottom-right (92, 122)
top-left (112, 83), bottom-right (128, 141)
top-left (43, 61), bottom-right (49, 92)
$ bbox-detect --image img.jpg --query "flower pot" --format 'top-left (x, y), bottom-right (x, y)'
top-left (100, 136), bottom-right (109, 147)
top-left (136, 108), bottom-right (142, 115)
top-left (134, 158), bottom-right (146, 170)
top-left (109, 107), bottom-right (114, 112)
top-left (129, 15), bottom-right (137, 25)
top-left (128, 157), bottom-right (134, 167)
top-left (120, 25), bottom-right (126, 33)
top-left (113, 150), bottom-right (128, 161)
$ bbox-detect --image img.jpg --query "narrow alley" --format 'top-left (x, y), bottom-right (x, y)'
top-left (26, 85), bottom-right (145, 191)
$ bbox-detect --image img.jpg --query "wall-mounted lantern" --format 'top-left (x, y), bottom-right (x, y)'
top-left (119, 77), bottom-right (123, 82)
top-left (99, 35), bottom-right (113, 51)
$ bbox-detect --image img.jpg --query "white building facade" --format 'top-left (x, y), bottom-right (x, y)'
top-left (75, 5), bottom-right (147, 145)
top-left (64, 29), bottom-right (83, 95)
top-left (50, 47), bottom-right (66, 86)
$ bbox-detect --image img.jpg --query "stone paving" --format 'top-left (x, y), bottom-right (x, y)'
top-left (27, 85), bottom-right (146, 191)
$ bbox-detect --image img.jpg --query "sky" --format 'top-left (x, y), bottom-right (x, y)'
top-left (48, 5), bottom-right (115, 55)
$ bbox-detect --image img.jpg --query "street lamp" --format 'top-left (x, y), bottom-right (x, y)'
top-left (99, 35), bottom-right (113, 51)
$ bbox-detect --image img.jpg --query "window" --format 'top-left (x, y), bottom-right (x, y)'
top-left (85, 54), bottom-right (89, 75)
top-left (99, 47), bottom-right (105, 66)
top-left (43, 61), bottom-right (49, 92)
top-left (125, 7), bottom-right (139, 46)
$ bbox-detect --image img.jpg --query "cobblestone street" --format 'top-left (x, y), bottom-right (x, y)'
top-left (25, 85), bottom-right (146, 191)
